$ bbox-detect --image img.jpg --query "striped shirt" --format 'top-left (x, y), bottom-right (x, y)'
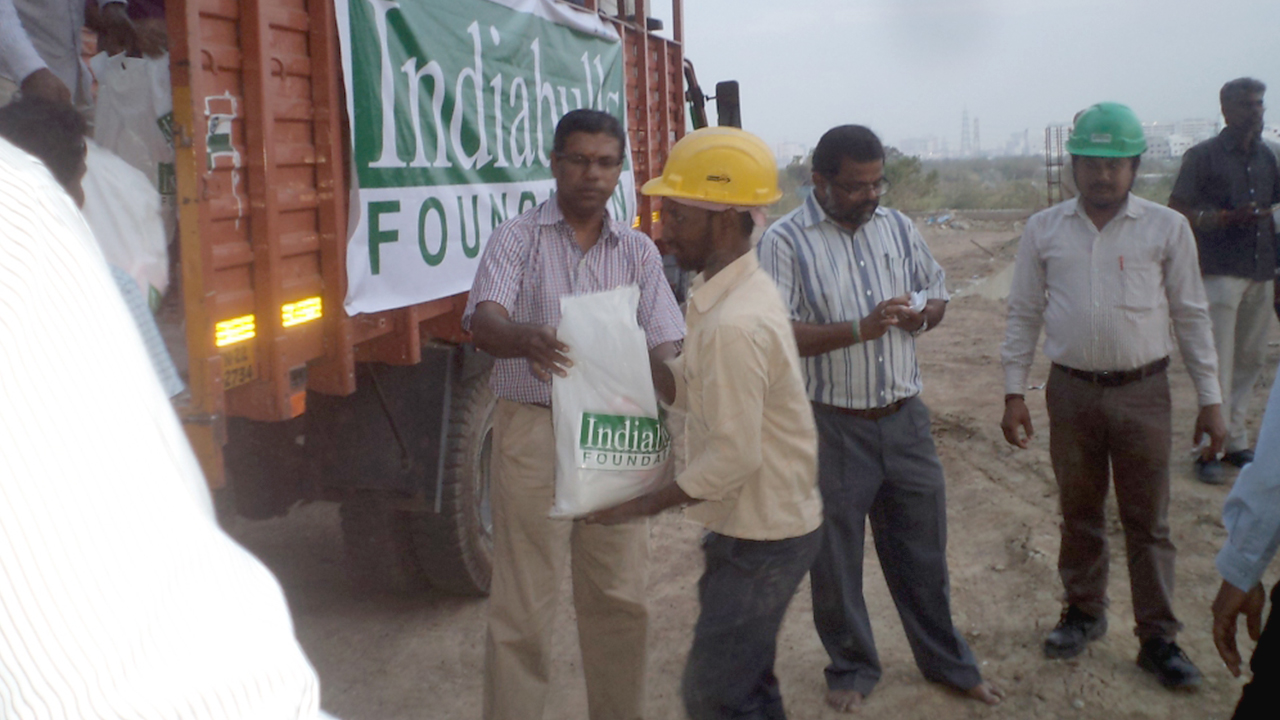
top-left (758, 194), bottom-right (949, 410)
top-left (463, 199), bottom-right (685, 405)
top-left (0, 137), bottom-right (322, 720)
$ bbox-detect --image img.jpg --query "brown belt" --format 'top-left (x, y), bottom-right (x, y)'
top-left (816, 397), bottom-right (913, 421)
top-left (1052, 356), bottom-right (1169, 388)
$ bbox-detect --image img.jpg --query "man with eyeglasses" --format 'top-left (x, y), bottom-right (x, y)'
top-left (758, 124), bottom-right (1002, 712)
top-left (464, 108), bottom-right (684, 720)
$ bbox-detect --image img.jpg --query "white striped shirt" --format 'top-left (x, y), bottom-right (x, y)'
top-left (0, 137), bottom-right (321, 720)
top-left (758, 194), bottom-right (950, 410)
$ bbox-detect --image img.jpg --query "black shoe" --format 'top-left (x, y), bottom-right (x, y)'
top-left (1137, 638), bottom-right (1202, 690)
top-left (1043, 606), bottom-right (1107, 659)
top-left (1222, 449), bottom-right (1255, 468)
top-left (1194, 457), bottom-right (1225, 485)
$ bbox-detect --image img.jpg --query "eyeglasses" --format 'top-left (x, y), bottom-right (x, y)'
top-left (555, 152), bottom-right (625, 171)
top-left (827, 176), bottom-right (891, 198)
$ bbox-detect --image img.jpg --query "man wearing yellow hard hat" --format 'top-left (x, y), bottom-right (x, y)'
top-left (589, 126), bottom-right (823, 720)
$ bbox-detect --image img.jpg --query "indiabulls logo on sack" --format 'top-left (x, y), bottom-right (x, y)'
top-left (578, 412), bottom-right (671, 470)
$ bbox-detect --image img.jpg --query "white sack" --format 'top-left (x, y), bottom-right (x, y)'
top-left (551, 285), bottom-right (670, 518)
top-left (81, 140), bottom-right (169, 308)
top-left (91, 52), bottom-right (176, 242)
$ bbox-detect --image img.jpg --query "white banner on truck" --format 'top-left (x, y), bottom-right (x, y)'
top-left (336, 0), bottom-right (636, 315)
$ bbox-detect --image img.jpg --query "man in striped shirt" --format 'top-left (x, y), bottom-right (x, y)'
top-left (464, 108), bottom-right (684, 720)
top-left (0, 136), bottom-right (324, 719)
top-left (759, 124), bottom-right (1000, 712)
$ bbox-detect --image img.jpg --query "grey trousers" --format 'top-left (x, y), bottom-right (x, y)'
top-left (809, 398), bottom-right (981, 697)
top-left (1203, 276), bottom-right (1275, 453)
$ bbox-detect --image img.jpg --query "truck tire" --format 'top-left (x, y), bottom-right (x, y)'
top-left (339, 491), bottom-right (429, 595)
top-left (411, 369), bottom-right (496, 596)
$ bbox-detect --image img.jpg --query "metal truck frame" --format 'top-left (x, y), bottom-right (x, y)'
top-left (164, 0), bottom-right (692, 595)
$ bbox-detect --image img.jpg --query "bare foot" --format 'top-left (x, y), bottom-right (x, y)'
top-left (825, 689), bottom-right (865, 713)
top-left (965, 681), bottom-right (1005, 706)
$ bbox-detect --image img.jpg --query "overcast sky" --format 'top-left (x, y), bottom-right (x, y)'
top-left (641, 0), bottom-right (1280, 156)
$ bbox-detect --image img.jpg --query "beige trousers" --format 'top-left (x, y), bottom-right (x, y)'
top-left (1203, 276), bottom-right (1276, 453)
top-left (483, 399), bottom-right (649, 720)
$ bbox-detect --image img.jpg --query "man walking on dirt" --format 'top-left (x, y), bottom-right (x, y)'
top-left (758, 124), bottom-right (1002, 712)
top-left (1001, 103), bottom-right (1225, 690)
top-left (464, 108), bottom-right (684, 720)
top-left (588, 125), bottom-right (824, 720)
top-left (1168, 78), bottom-right (1280, 484)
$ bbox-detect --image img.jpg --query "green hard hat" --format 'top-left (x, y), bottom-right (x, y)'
top-left (1066, 102), bottom-right (1148, 157)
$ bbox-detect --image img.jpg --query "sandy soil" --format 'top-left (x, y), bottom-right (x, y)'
top-left (226, 222), bottom-right (1280, 720)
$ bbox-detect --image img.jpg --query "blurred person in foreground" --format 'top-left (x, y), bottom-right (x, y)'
top-left (464, 108), bottom-right (684, 720)
top-left (0, 134), bottom-right (327, 718)
top-left (1168, 77), bottom-right (1280, 484)
top-left (1212, 374), bottom-right (1280, 718)
top-left (758, 124), bottom-right (1002, 712)
top-left (1002, 102), bottom-right (1224, 690)
top-left (588, 126), bottom-right (823, 720)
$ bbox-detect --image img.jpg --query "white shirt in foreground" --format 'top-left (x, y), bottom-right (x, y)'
top-left (1001, 195), bottom-right (1221, 407)
top-left (0, 137), bottom-right (321, 720)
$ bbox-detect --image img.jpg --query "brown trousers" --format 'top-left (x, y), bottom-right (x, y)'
top-left (1046, 365), bottom-right (1180, 641)
top-left (483, 400), bottom-right (649, 720)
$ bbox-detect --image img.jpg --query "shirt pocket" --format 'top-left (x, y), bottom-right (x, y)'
top-left (1118, 261), bottom-right (1161, 313)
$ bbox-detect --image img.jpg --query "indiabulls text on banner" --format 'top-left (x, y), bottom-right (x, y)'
top-left (335, 0), bottom-right (636, 315)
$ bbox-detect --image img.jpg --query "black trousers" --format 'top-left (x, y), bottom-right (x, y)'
top-left (1232, 582), bottom-right (1280, 719)
top-left (682, 528), bottom-right (823, 720)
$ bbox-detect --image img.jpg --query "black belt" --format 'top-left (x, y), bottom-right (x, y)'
top-left (816, 397), bottom-right (913, 421)
top-left (1052, 357), bottom-right (1169, 388)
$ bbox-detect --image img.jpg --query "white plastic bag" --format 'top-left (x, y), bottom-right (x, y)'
top-left (91, 52), bottom-right (176, 242)
top-left (550, 285), bottom-right (671, 518)
top-left (81, 140), bottom-right (169, 309)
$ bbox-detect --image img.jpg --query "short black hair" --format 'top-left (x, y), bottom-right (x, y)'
top-left (813, 125), bottom-right (884, 177)
top-left (553, 109), bottom-right (627, 155)
top-left (0, 96), bottom-right (87, 197)
top-left (1221, 77), bottom-right (1266, 106)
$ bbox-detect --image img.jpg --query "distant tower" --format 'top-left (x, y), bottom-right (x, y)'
top-left (973, 118), bottom-right (981, 156)
top-left (960, 107), bottom-right (972, 157)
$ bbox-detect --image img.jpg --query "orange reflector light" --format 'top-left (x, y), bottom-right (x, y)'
top-left (214, 314), bottom-right (256, 347)
top-left (281, 296), bottom-right (323, 328)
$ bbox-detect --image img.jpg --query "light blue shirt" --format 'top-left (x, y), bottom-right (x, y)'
top-left (1217, 377), bottom-right (1280, 591)
top-left (758, 194), bottom-right (949, 410)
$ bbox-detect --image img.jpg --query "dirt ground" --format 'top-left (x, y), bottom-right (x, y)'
top-left (226, 221), bottom-right (1280, 720)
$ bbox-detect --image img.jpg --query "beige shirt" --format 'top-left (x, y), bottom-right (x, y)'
top-left (1002, 195), bottom-right (1221, 406)
top-left (670, 252), bottom-right (822, 540)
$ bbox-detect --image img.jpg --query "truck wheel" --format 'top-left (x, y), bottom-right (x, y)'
top-left (411, 370), bottom-right (495, 596)
top-left (340, 491), bottom-right (428, 595)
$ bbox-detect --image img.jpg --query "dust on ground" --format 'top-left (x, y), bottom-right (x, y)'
top-left (227, 217), bottom-right (1280, 720)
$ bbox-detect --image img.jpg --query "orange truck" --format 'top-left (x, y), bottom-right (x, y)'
top-left (161, 0), bottom-right (713, 595)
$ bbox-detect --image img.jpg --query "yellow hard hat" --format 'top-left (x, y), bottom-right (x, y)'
top-left (641, 126), bottom-right (782, 206)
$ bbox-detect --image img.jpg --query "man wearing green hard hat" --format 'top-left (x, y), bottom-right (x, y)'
top-left (589, 126), bottom-right (824, 720)
top-left (1001, 102), bottom-right (1225, 690)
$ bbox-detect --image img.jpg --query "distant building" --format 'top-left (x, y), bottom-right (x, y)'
top-left (898, 136), bottom-right (947, 159)
top-left (775, 141), bottom-right (808, 167)
top-left (1140, 118), bottom-right (1219, 160)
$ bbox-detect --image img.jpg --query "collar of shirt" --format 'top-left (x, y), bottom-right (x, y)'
top-left (689, 252), bottom-right (759, 314)
top-left (796, 192), bottom-right (889, 234)
top-left (1070, 193), bottom-right (1143, 231)
top-left (1217, 125), bottom-right (1259, 155)
top-left (534, 197), bottom-right (623, 250)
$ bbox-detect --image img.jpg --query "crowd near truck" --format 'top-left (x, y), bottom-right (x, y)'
top-left (160, 0), bottom-right (718, 596)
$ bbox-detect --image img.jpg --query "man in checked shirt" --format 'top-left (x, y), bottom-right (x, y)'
top-left (1001, 102), bottom-right (1225, 690)
top-left (463, 108), bottom-right (684, 720)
